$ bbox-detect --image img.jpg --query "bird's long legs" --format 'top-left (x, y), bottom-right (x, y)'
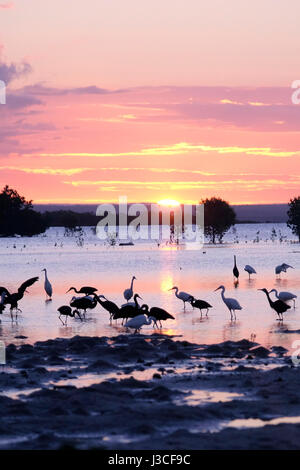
top-left (230, 310), bottom-right (236, 321)
top-left (76, 311), bottom-right (82, 321)
top-left (10, 307), bottom-right (21, 322)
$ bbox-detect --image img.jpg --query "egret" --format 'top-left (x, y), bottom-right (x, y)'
top-left (123, 276), bottom-right (136, 302)
top-left (121, 294), bottom-right (142, 309)
top-left (190, 296), bottom-right (212, 317)
top-left (93, 294), bottom-right (120, 320)
top-left (114, 294), bottom-right (142, 324)
top-left (275, 263), bottom-right (294, 277)
top-left (169, 286), bottom-right (193, 310)
top-left (244, 265), bottom-right (257, 279)
top-left (0, 292), bottom-right (6, 315)
top-left (57, 305), bottom-right (82, 325)
top-left (0, 277), bottom-right (39, 321)
top-left (214, 285), bottom-right (242, 320)
top-left (233, 256), bottom-right (239, 281)
top-left (70, 295), bottom-right (97, 318)
top-left (258, 288), bottom-right (291, 321)
top-left (141, 304), bottom-right (175, 328)
top-left (66, 286), bottom-right (98, 296)
top-left (42, 268), bottom-right (52, 301)
top-left (124, 314), bottom-right (155, 333)
top-left (269, 289), bottom-right (297, 308)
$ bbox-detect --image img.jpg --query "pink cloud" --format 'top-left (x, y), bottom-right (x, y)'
top-left (0, 2), bottom-right (13, 9)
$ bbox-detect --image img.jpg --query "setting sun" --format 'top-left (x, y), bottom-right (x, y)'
top-left (157, 199), bottom-right (180, 207)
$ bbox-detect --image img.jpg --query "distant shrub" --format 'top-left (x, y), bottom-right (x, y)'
top-left (287, 197), bottom-right (300, 242)
top-left (0, 185), bottom-right (47, 237)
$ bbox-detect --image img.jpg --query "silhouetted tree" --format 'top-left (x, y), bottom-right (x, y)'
top-left (201, 197), bottom-right (236, 243)
top-left (287, 196), bottom-right (300, 242)
top-left (0, 185), bottom-right (47, 236)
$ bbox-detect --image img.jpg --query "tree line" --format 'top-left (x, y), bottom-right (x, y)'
top-left (0, 185), bottom-right (300, 243)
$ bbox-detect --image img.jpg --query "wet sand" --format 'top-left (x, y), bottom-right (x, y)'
top-left (0, 333), bottom-right (299, 450)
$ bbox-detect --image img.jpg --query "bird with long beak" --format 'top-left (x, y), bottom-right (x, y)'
top-left (258, 288), bottom-right (291, 321)
top-left (214, 285), bottom-right (242, 321)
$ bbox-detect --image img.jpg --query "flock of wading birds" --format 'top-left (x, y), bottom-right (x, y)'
top-left (0, 257), bottom-right (298, 333)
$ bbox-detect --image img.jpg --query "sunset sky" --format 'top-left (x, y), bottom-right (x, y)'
top-left (1, 0), bottom-right (300, 204)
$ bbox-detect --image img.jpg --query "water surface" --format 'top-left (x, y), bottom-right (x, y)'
top-left (0, 223), bottom-right (299, 352)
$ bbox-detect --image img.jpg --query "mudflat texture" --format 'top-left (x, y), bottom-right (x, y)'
top-left (0, 334), bottom-right (299, 450)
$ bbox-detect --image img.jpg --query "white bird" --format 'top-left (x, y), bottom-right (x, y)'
top-left (41, 268), bottom-right (53, 301)
top-left (123, 276), bottom-right (136, 302)
top-left (169, 286), bottom-right (193, 310)
top-left (275, 263), bottom-right (294, 277)
top-left (244, 265), bottom-right (257, 279)
top-left (269, 289), bottom-right (297, 308)
top-left (214, 285), bottom-right (242, 320)
top-left (124, 314), bottom-right (155, 333)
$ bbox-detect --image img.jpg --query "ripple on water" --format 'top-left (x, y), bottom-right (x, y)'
top-left (175, 389), bottom-right (244, 406)
top-left (227, 416), bottom-right (300, 429)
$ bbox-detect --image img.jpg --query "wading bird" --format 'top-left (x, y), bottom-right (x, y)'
top-left (244, 265), bottom-right (257, 280)
top-left (259, 288), bottom-right (291, 321)
top-left (275, 263), bottom-right (294, 277)
top-left (214, 285), bottom-right (242, 321)
top-left (114, 294), bottom-right (142, 324)
top-left (70, 295), bottom-right (97, 318)
top-left (121, 293), bottom-right (142, 309)
top-left (0, 277), bottom-right (39, 321)
top-left (42, 268), bottom-right (52, 301)
top-left (123, 276), bottom-right (136, 302)
top-left (93, 294), bottom-right (120, 320)
top-left (233, 256), bottom-right (239, 281)
top-left (0, 292), bottom-right (6, 315)
top-left (66, 286), bottom-right (98, 296)
top-left (124, 313), bottom-right (155, 333)
top-left (269, 289), bottom-right (297, 308)
top-left (141, 304), bottom-right (174, 328)
top-left (190, 296), bottom-right (212, 318)
top-left (57, 305), bottom-right (82, 325)
top-left (169, 286), bottom-right (193, 310)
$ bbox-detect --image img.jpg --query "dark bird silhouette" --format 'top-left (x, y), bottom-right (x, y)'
top-left (190, 296), bottom-right (212, 317)
top-left (93, 294), bottom-right (120, 321)
top-left (113, 294), bottom-right (142, 324)
top-left (141, 304), bottom-right (174, 328)
top-left (69, 295), bottom-right (97, 318)
top-left (258, 288), bottom-right (291, 321)
top-left (57, 305), bottom-right (82, 325)
top-left (233, 255), bottom-right (239, 281)
top-left (0, 276), bottom-right (39, 321)
top-left (66, 286), bottom-right (98, 296)
top-left (0, 292), bottom-right (6, 316)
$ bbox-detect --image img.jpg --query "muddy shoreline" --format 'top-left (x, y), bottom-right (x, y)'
top-left (0, 333), bottom-right (299, 450)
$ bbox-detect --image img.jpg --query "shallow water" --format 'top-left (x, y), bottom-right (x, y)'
top-left (0, 223), bottom-right (299, 353)
top-left (227, 416), bottom-right (300, 429)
